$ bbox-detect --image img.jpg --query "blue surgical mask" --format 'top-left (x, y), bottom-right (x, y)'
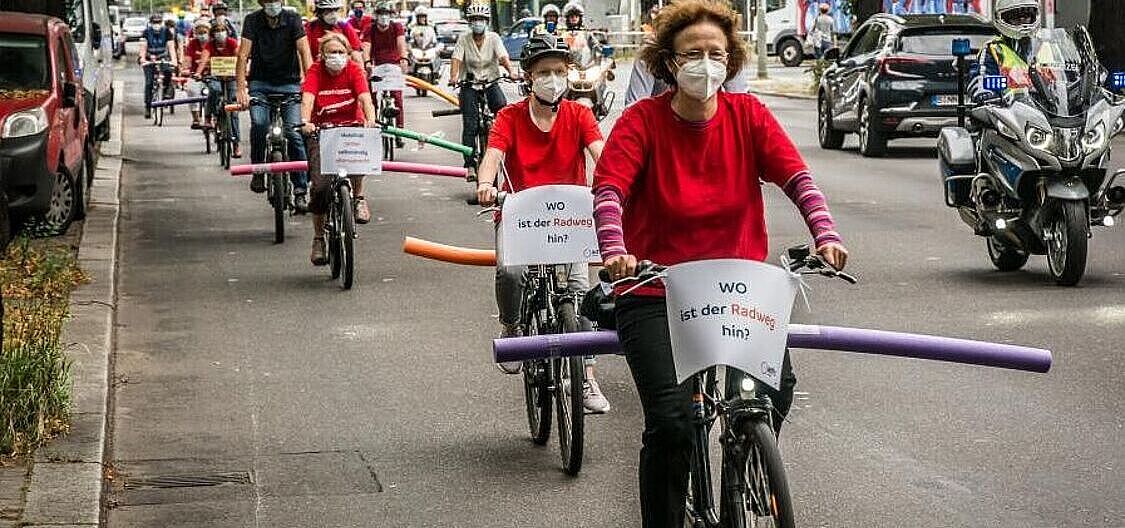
top-left (353, 8), bottom-right (364, 18)
top-left (471, 21), bottom-right (487, 34)
top-left (263, 2), bottom-right (283, 17)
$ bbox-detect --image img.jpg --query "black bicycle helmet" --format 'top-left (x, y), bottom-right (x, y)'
top-left (520, 33), bottom-right (570, 71)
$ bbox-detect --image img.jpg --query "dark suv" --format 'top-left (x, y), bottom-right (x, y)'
top-left (817, 14), bottom-right (997, 157)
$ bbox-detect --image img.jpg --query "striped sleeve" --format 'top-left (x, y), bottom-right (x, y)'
top-left (782, 171), bottom-right (842, 249)
top-left (593, 186), bottom-right (627, 260)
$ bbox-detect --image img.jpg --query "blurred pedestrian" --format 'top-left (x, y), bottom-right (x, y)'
top-left (811, 3), bottom-right (835, 59)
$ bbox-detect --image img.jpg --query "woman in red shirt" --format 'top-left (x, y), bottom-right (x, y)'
top-left (592, 1), bottom-right (848, 526)
top-left (196, 24), bottom-right (243, 157)
top-left (182, 18), bottom-right (211, 129)
top-left (301, 33), bottom-right (378, 266)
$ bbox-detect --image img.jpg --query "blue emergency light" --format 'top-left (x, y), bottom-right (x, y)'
top-left (1113, 72), bottom-right (1125, 91)
top-left (951, 38), bottom-right (972, 58)
top-left (983, 75), bottom-right (1008, 92)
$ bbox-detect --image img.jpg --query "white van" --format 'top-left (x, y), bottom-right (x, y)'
top-left (1, 0), bottom-right (116, 140)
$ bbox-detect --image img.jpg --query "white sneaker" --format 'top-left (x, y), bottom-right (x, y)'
top-left (497, 324), bottom-right (522, 375)
top-left (583, 378), bottom-right (611, 414)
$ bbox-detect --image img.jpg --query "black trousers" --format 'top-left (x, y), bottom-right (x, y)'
top-left (616, 296), bottom-right (796, 528)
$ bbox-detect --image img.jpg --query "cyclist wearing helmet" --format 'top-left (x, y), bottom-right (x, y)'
top-left (562, 1), bottom-right (585, 31)
top-left (364, 1), bottom-right (410, 143)
top-left (408, 6), bottom-right (437, 48)
top-left (450, 2), bottom-right (517, 176)
top-left (196, 24), bottom-right (243, 158)
top-left (535, 4), bottom-right (561, 35)
top-left (971, 0), bottom-right (1039, 103)
top-left (476, 34), bottom-right (611, 413)
top-left (183, 18), bottom-right (212, 129)
top-left (236, 0), bottom-right (314, 207)
top-left (306, 0), bottom-right (364, 63)
top-left (593, 1), bottom-right (846, 524)
top-left (347, 1), bottom-right (373, 37)
top-left (139, 13), bottom-right (178, 120)
top-left (211, 2), bottom-right (239, 39)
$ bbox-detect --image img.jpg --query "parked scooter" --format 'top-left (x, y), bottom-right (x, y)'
top-left (938, 28), bottom-right (1125, 286)
top-left (409, 31), bottom-right (441, 97)
top-left (563, 30), bottom-right (615, 121)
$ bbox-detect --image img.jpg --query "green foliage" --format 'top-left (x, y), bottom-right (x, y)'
top-left (806, 58), bottom-right (829, 92)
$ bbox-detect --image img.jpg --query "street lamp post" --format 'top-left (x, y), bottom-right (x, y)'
top-left (756, 0), bottom-right (767, 79)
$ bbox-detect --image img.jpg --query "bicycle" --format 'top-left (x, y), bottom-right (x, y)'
top-left (247, 94), bottom-right (302, 244)
top-left (604, 245), bottom-right (856, 528)
top-left (431, 76), bottom-right (513, 191)
top-left (483, 191), bottom-right (587, 475)
top-left (368, 73), bottom-right (400, 162)
top-left (204, 76), bottom-right (237, 169)
top-left (142, 59), bottom-right (175, 126)
top-left (304, 123), bottom-right (360, 290)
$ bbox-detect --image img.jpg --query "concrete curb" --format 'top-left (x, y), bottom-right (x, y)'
top-left (19, 80), bottom-right (124, 527)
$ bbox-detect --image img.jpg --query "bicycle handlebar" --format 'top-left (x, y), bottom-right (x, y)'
top-left (598, 245), bottom-right (857, 286)
top-left (431, 108), bottom-right (462, 118)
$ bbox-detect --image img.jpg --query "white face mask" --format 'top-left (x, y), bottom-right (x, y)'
top-left (674, 57), bottom-right (726, 101)
top-left (263, 2), bottom-right (283, 17)
top-left (377, 14), bottom-right (391, 26)
top-left (321, 12), bottom-right (339, 25)
top-left (215, 32), bottom-right (228, 41)
top-left (196, 32), bottom-right (209, 41)
top-left (324, 53), bottom-right (349, 72)
top-left (531, 73), bottom-right (568, 104)
top-left (471, 21), bottom-right (487, 34)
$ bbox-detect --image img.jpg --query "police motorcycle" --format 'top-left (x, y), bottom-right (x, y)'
top-left (938, 28), bottom-right (1125, 286)
top-left (562, 30), bottom-right (615, 121)
top-left (409, 28), bottom-right (441, 96)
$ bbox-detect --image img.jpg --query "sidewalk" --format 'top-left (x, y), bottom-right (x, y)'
top-left (0, 80), bottom-right (124, 527)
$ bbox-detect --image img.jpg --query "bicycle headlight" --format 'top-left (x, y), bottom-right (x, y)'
top-left (1025, 125), bottom-right (1052, 152)
top-left (739, 377), bottom-right (757, 399)
top-left (1083, 122), bottom-right (1107, 153)
top-left (270, 125), bottom-right (282, 136)
top-left (1, 107), bottom-right (48, 139)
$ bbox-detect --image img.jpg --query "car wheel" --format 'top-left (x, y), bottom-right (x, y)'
top-left (858, 96), bottom-right (887, 158)
top-left (39, 168), bottom-right (77, 236)
top-left (818, 92), bottom-right (845, 150)
top-left (778, 39), bottom-right (804, 68)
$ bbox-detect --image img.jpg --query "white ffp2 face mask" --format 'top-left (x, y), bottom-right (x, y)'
top-left (263, 2), bottom-right (283, 17)
top-left (531, 73), bottom-right (568, 104)
top-left (322, 12), bottom-right (340, 25)
top-left (324, 53), bottom-right (348, 72)
top-left (674, 57), bottom-right (727, 101)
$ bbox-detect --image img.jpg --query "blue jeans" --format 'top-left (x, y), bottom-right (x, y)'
top-left (142, 62), bottom-right (173, 108)
top-left (249, 81), bottom-right (307, 191)
top-left (206, 79), bottom-right (240, 143)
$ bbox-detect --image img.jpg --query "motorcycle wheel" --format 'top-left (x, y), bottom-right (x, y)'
top-left (986, 237), bottom-right (1028, 272)
top-left (1045, 200), bottom-right (1088, 286)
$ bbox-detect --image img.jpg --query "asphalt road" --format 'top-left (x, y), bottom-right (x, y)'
top-left (106, 57), bottom-right (1124, 527)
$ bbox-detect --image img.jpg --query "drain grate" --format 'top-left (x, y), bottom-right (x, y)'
top-left (124, 471), bottom-right (252, 490)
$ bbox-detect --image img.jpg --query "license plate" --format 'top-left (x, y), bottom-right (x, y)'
top-left (932, 94), bottom-right (960, 106)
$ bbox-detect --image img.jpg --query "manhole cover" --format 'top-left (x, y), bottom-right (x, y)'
top-left (124, 471), bottom-right (252, 490)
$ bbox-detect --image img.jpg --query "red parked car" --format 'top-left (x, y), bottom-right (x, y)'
top-left (0, 12), bottom-right (92, 235)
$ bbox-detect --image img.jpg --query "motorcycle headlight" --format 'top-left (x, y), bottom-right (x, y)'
top-left (1025, 125), bottom-right (1052, 152)
top-left (996, 119), bottom-right (1019, 141)
top-left (567, 68), bottom-right (581, 83)
top-left (2, 107), bottom-right (48, 139)
top-left (739, 376), bottom-right (757, 399)
top-left (1083, 122), bottom-right (1107, 153)
top-left (411, 49), bottom-right (424, 60)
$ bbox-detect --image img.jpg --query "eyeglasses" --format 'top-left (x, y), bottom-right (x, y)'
top-left (674, 49), bottom-right (729, 62)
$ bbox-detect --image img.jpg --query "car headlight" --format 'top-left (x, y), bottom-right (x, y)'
top-left (1025, 125), bottom-right (1052, 151)
top-left (1083, 122), bottom-right (1107, 152)
top-left (2, 107), bottom-right (48, 139)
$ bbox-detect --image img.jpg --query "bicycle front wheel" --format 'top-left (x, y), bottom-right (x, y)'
top-left (554, 302), bottom-right (585, 476)
top-left (337, 186), bottom-right (355, 290)
top-left (269, 150), bottom-right (286, 244)
top-left (204, 127), bottom-right (213, 154)
top-left (743, 419), bottom-right (795, 528)
top-left (523, 311), bottom-right (552, 445)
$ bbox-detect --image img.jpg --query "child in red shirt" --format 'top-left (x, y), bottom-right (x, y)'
top-left (475, 34), bottom-right (611, 413)
top-left (300, 33), bottom-right (377, 266)
top-left (182, 19), bottom-right (211, 128)
top-left (305, 4), bottom-right (364, 63)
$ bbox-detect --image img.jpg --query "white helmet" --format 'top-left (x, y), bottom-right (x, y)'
top-left (315, 0), bottom-right (344, 9)
top-left (413, 5), bottom-right (428, 16)
top-left (465, 3), bottom-right (491, 19)
top-left (541, 4), bottom-right (560, 17)
top-left (993, 0), bottom-right (1039, 40)
top-left (562, 1), bottom-right (584, 16)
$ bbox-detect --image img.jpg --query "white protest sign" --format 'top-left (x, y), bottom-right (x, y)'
top-left (371, 64), bottom-right (406, 91)
top-left (317, 127), bottom-right (383, 176)
top-left (499, 184), bottom-right (600, 267)
top-left (664, 259), bottom-right (799, 389)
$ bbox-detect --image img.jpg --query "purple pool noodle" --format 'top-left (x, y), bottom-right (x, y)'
top-left (493, 325), bottom-right (1052, 373)
top-left (151, 96), bottom-right (208, 108)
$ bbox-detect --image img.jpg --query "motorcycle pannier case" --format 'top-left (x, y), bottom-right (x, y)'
top-left (938, 127), bottom-right (976, 207)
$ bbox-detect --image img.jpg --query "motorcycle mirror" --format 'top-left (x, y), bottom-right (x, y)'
top-left (1113, 72), bottom-right (1125, 93)
top-left (601, 45), bottom-right (614, 58)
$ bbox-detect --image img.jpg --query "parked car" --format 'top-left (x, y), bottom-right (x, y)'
top-left (0, 13), bottom-right (93, 234)
top-left (817, 13), bottom-right (997, 157)
top-left (3, 0), bottom-right (116, 141)
top-left (109, 4), bottom-right (125, 59)
top-left (122, 16), bottom-right (147, 41)
top-left (502, 17), bottom-right (541, 60)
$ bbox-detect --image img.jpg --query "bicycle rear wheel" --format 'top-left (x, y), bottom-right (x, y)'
top-left (523, 311), bottom-right (553, 445)
top-left (743, 419), bottom-right (795, 528)
top-left (204, 127), bottom-right (213, 154)
top-left (337, 185), bottom-right (355, 290)
top-left (554, 302), bottom-right (585, 475)
top-left (383, 135), bottom-right (395, 161)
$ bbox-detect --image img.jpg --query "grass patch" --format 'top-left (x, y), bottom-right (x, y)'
top-left (0, 236), bottom-right (87, 456)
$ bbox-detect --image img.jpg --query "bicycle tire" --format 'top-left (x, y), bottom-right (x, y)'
top-left (328, 198), bottom-right (342, 279)
top-left (338, 185), bottom-right (355, 290)
top-left (743, 420), bottom-right (795, 528)
top-left (523, 310), bottom-right (553, 445)
top-left (269, 150), bottom-right (286, 244)
top-left (204, 127), bottom-right (213, 154)
top-left (157, 106), bottom-right (164, 127)
top-left (554, 302), bottom-right (585, 476)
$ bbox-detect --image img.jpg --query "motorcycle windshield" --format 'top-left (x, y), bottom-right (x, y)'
top-left (1025, 28), bottom-right (1093, 118)
top-left (566, 32), bottom-right (597, 68)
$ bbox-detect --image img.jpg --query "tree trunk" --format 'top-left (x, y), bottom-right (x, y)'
top-left (1089, 0), bottom-right (1125, 71)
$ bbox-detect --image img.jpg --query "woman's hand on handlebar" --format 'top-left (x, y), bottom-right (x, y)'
top-left (817, 242), bottom-right (849, 271)
top-left (301, 122), bottom-right (318, 135)
top-left (364, 118), bottom-right (378, 129)
top-left (236, 86), bottom-right (250, 108)
top-left (477, 183), bottom-right (498, 207)
top-left (603, 254), bottom-right (638, 281)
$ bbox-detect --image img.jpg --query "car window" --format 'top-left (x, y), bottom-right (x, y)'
top-left (850, 23), bottom-right (885, 57)
top-left (841, 26), bottom-right (869, 59)
top-left (55, 37), bottom-right (69, 89)
top-left (65, 0), bottom-right (86, 42)
top-left (898, 29), bottom-right (995, 55)
top-left (0, 33), bottom-right (50, 91)
top-left (767, 0), bottom-right (785, 10)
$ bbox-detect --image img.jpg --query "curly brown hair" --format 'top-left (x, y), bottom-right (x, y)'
top-left (638, 0), bottom-right (747, 86)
